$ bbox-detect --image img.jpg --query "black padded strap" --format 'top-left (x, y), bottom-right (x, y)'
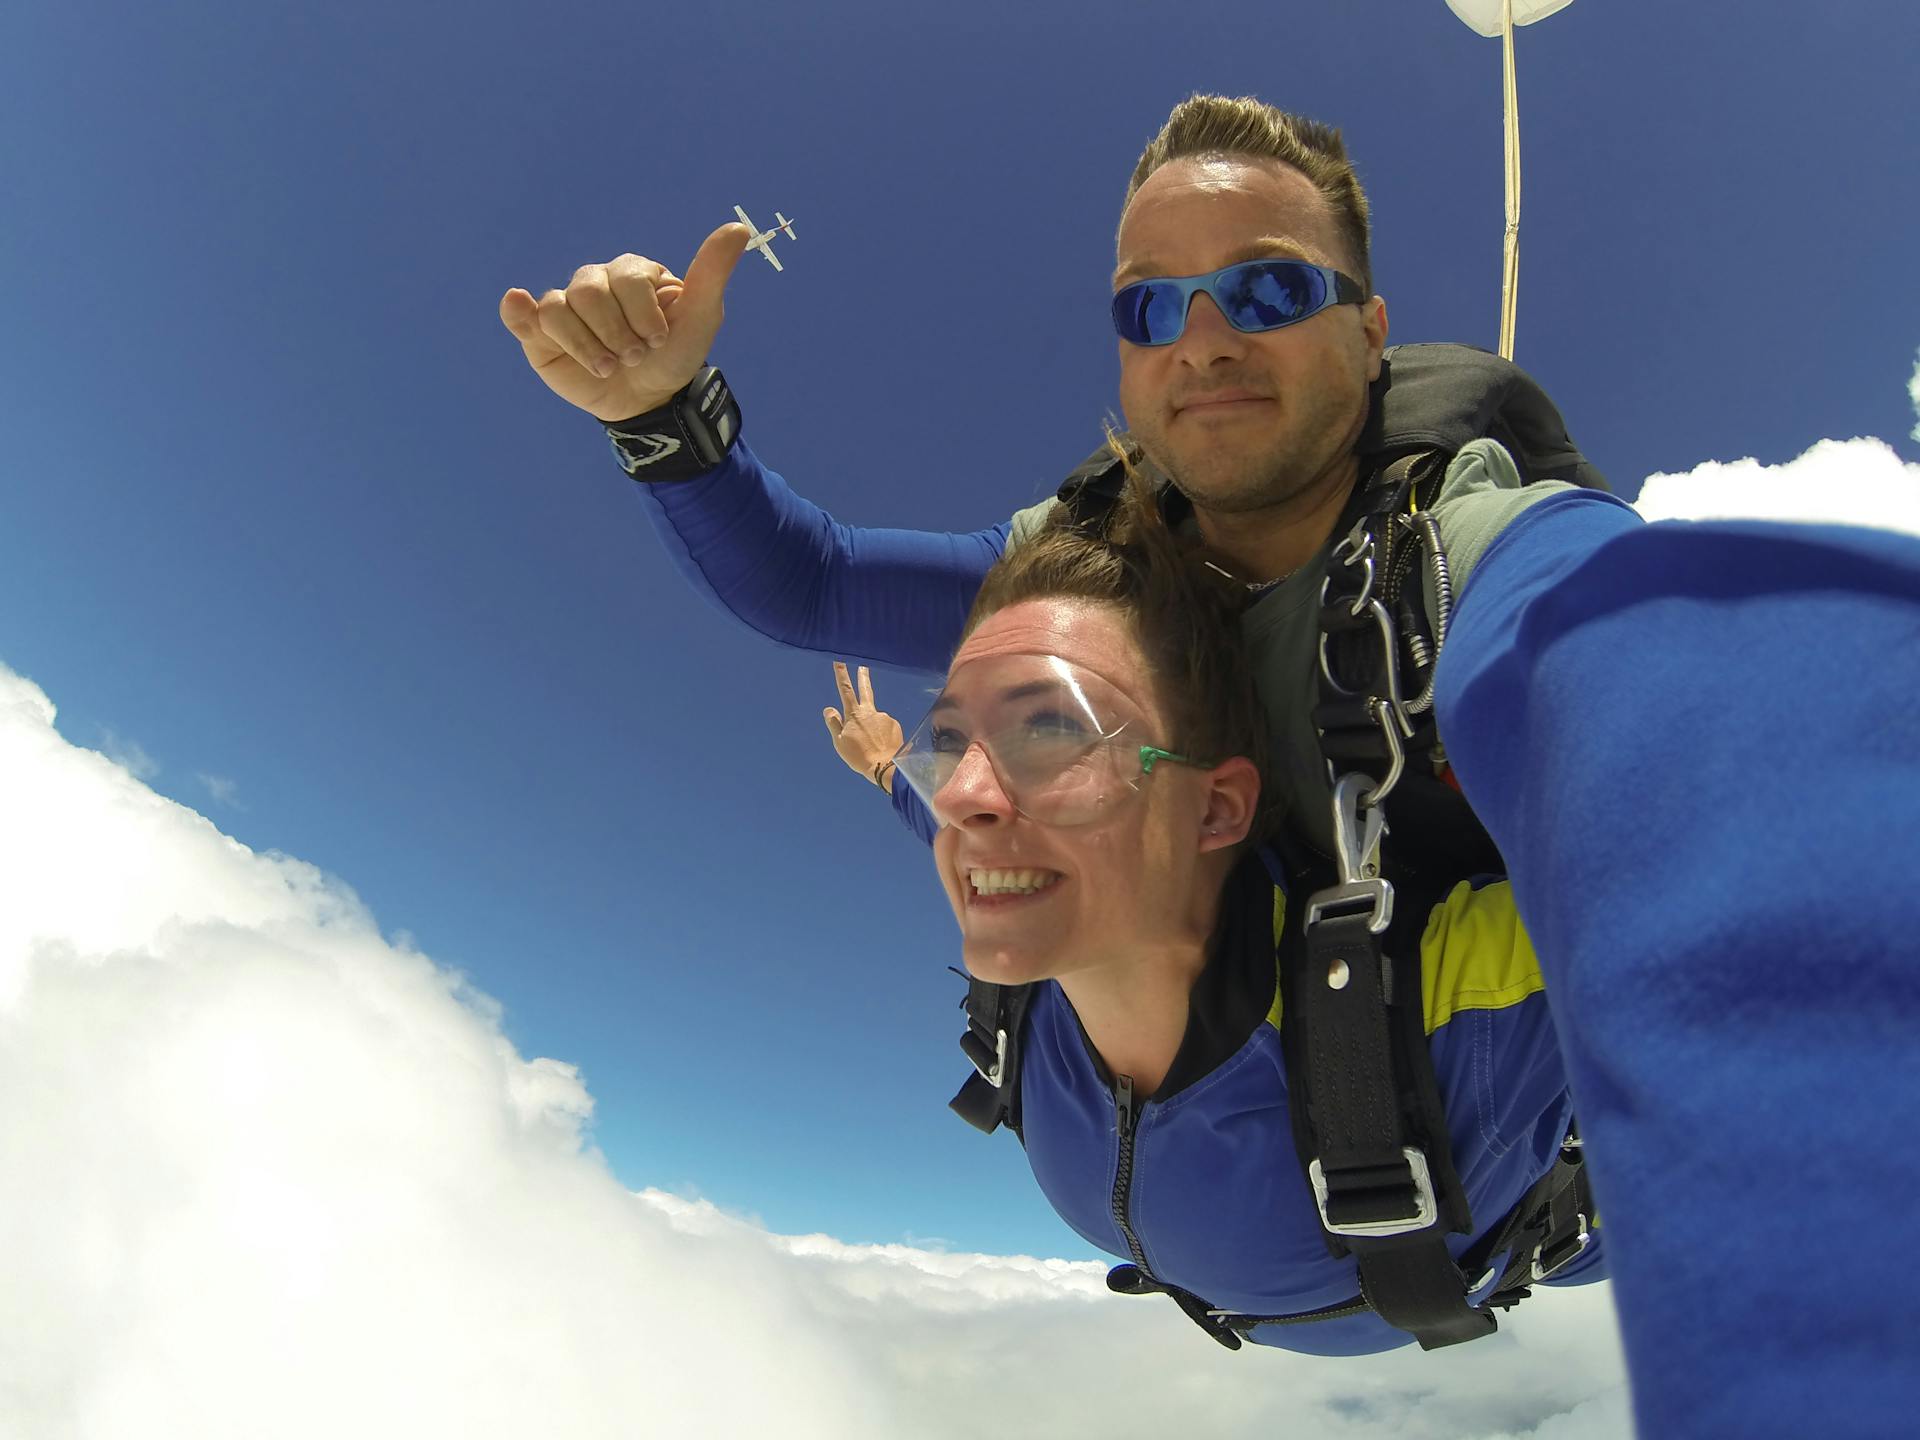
top-left (1293, 882), bottom-right (1493, 1349)
top-left (1298, 911), bottom-right (1406, 1199)
top-left (948, 978), bottom-right (1035, 1136)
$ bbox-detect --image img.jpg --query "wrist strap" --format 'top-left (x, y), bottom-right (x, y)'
top-left (604, 366), bottom-right (740, 483)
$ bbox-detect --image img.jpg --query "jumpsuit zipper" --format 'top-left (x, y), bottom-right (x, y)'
top-left (1110, 1075), bottom-right (1151, 1270)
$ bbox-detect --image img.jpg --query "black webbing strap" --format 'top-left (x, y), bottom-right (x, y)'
top-left (948, 977), bottom-right (1035, 1136)
top-left (1292, 452), bottom-right (1501, 1350)
top-left (1293, 880), bottom-right (1494, 1349)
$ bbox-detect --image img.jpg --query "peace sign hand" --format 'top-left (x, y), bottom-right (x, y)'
top-left (822, 662), bottom-right (905, 791)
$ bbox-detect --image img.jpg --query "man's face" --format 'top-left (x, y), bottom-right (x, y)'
top-left (927, 598), bottom-right (1218, 988)
top-left (1114, 155), bottom-right (1388, 515)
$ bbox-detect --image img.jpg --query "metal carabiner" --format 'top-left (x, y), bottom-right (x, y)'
top-left (1329, 517), bottom-right (1378, 618)
top-left (1305, 771), bottom-right (1394, 934)
top-left (1358, 698), bottom-right (1409, 811)
top-left (1329, 770), bottom-right (1386, 887)
top-left (1316, 597), bottom-right (1403, 699)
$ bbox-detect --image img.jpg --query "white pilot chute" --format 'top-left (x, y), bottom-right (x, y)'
top-left (1443, 0), bottom-right (1577, 36)
top-left (1444, 0), bottom-right (1579, 360)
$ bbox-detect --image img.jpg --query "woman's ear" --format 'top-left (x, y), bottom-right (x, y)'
top-left (1197, 756), bottom-right (1261, 852)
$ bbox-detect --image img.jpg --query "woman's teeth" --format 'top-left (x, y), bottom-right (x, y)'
top-left (969, 868), bottom-right (1062, 897)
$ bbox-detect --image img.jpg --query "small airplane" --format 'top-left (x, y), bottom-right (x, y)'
top-left (735, 204), bottom-right (796, 271)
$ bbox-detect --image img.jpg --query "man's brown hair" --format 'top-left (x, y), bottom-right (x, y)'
top-left (959, 453), bottom-right (1272, 838)
top-left (1124, 94), bottom-right (1373, 295)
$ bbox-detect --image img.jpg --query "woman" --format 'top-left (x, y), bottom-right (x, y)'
top-left (822, 476), bottom-right (1603, 1356)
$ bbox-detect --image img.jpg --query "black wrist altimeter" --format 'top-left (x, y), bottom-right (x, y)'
top-left (604, 365), bottom-right (741, 482)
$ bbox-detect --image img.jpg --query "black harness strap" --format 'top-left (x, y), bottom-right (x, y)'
top-left (1286, 453), bottom-right (1502, 1349)
top-left (1286, 842), bottom-right (1494, 1349)
top-left (949, 976), bottom-right (1035, 1137)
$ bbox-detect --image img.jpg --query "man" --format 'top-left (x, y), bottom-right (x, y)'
top-left (501, 96), bottom-right (1920, 1430)
top-left (497, 97), bottom-right (1596, 858)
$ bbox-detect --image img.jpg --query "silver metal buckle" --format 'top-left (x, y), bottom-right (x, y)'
top-left (968, 1026), bottom-right (1009, 1088)
top-left (1531, 1215), bottom-right (1591, 1281)
top-left (1305, 771), bottom-right (1395, 933)
top-left (1304, 879), bottom-right (1394, 935)
top-left (1308, 1148), bottom-right (1439, 1238)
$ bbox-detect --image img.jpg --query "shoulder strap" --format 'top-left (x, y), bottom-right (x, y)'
top-left (948, 976), bottom-right (1036, 1138)
top-left (1289, 450), bottom-right (1508, 1349)
top-left (1283, 846), bottom-right (1496, 1347)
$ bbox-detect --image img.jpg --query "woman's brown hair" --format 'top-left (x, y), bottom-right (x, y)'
top-left (960, 445), bottom-right (1272, 836)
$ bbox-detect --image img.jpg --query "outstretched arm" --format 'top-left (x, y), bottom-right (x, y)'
top-left (1435, 489), bottom-right (1920, 1437)
top-left (637, 445), bottom-right (1007, 674)
top-left (503, 232), bottom-right (1008, 676)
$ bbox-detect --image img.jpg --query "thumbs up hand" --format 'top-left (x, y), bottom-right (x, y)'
top-left (499, 222), bottom-right (752, 422)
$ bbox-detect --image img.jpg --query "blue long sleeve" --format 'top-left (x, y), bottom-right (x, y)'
top-left (1434, 490), bottom-right (1920, 1436)
top-left (889, 773), bottom-right (940, 847)
top-left (630, 439), bottom-right (1008, 673)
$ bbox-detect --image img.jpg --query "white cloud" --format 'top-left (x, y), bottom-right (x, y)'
top-left (195, 771), bottom-right (243, 809)
top-left (0, 657), bottom-right (1632, 1439)
top-left (1636, 437), bottom-right (1920, 532)
top-left (1909, 349), bottom-right (1919, 443)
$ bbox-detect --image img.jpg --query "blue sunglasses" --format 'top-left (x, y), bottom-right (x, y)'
top-left (1111, 259), bottom-right (1365, 347)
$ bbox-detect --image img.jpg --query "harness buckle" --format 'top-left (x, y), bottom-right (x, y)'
top-left (959, 1025), bottom-right (1010, 1088)
top-left (1304, 771), bottom-right (1395, 933)
top-left (1530, 1214), bottom-right (1591, 1282)
top-left (1309, 1148), bottom-right (1439, 1238)
top-left (1304, 879), bottom-right (1394, 935)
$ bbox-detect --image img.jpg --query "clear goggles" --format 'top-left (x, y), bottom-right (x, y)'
top-left (891, 654), bottom-right (1196, 828)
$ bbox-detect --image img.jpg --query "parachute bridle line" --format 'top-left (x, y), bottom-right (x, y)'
top-left (1499, 0), bottom-right (1520, 361)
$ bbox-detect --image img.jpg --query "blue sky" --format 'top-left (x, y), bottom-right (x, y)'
top-left (4, 0), bottom-right (1915, 1262)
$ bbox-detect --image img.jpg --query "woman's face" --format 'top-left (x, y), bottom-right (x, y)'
top-left (927, 597), bottom-right (1226, 987)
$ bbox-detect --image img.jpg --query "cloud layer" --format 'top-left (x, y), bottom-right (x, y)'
top-left (0, 662), bottom-right (1629, 1439)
